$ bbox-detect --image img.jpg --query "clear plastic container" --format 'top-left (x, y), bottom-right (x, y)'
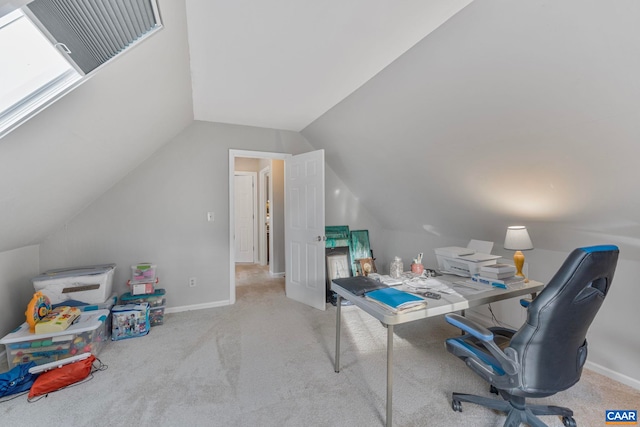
top-left (390, 257), bottom-right (403, 279)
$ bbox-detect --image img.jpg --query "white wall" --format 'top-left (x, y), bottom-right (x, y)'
top-left (39, 120), bottom-right (380, 310)
top-left (0, 246), bottom-right (40, 337)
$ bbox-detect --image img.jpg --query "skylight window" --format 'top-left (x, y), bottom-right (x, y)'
top-left (0, 0), bottom-right (162, 139)
top-left (0, 9), bottom-right (80, 136)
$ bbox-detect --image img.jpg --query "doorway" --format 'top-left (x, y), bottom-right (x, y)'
top-left (229, 150), bottom-right (289, 304)
top-left (229, 149), bottom-right (326, 309)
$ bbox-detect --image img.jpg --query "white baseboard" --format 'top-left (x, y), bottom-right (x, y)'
top-left (270, 272), bottom-right (285, 278)
top-left (456, 310), bottom-right (640, 391)
top-left (585, 360), bottom-right (640, 391)
top-left (164, 299), bottom-right (230, 314)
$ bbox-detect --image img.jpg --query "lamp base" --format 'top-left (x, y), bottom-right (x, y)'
top-left (513, 250), bottom-right (525, 277)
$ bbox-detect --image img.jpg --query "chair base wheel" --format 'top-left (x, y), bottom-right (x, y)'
top-left (490, 385), bottom-right (499, 395)
top-left (452, 399), bottom-right (462, 412)
top-left (563, 416), bottom-right (577, 427)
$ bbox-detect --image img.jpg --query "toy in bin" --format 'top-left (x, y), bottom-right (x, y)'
top-left (25, 291), bottom-right (80, 334)
top-left (112, 303), bottom-right (150, 340)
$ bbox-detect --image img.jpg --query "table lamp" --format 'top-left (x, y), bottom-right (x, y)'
top-left (504, 226), bottom-right (533, 280)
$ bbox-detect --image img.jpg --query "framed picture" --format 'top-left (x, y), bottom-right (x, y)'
top-left (327, 254), bottom-right (351, 280)
top-left (356, 257), bottom-right (377, 276)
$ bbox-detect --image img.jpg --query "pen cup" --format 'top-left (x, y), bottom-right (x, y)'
top-left (411, 263), bottom-right (424, 275)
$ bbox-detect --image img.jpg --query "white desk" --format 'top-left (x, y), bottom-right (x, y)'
top-left (332, 275), bottom-right (544, 427)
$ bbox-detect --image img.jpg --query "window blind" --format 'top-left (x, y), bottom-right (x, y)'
top-left (26, 0), bottom-right (161, 75)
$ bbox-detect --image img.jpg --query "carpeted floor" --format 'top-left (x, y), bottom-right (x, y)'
top-left (1, 264), bottom-right (638, 426)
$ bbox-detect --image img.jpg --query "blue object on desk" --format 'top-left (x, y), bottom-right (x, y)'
top-left (365, 287), bottom-right (425, 310)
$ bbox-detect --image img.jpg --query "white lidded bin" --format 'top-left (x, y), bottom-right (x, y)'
top-left (32, 264), bottom-right (116, 305)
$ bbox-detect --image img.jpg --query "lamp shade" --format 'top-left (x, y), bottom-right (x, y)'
top-left (504, 226), bottom-right (533, 251)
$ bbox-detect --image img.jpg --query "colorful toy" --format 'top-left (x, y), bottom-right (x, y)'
top-left (35, 306), bottom-right (81, 334)
top-left (25, 292), bottom-right (51, 333)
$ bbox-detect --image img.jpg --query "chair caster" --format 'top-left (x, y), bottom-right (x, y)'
top-left (452, 399), bottom-right (462, 412)
top-left (489, 385), bottom-right (499, 395)
top-left (562, 416), bottom-right (577, 427)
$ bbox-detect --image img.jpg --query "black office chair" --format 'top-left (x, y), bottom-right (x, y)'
top-left (444, 245), bottom-right (619, 427)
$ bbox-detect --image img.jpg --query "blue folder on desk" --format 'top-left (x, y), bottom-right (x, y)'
top-left (333, 276), bottom-right (387, 296)
top-left (365, 287), bottom-right (426, 311)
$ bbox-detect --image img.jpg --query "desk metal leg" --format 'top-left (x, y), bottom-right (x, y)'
top-left (334, 295), bottom-right (342, 373)
top-left (386, 324), bottom-right (394, 427)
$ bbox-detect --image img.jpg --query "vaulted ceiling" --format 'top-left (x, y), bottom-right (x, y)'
top-left (2, 0), bottom-right (640, 261)
top-left (185, 0), bottom-right (473, 131)
top-left (187, 0), bottom-right (640, 258)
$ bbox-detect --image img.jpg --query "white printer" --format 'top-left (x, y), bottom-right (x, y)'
top-left (435, 241), bottom-right (501, 277)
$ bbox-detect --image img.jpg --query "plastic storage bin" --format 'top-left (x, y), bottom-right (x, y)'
top-left (149, 306), bottom-right (165, 326)
top-left (52, 293), bottom-right (118, 312)
top-left (119, 288), bottom-right (166, 308)
top-left (130, 263), bottom-right (157, 283)
top-left (120, 289), bottom-right (166, 326)
top-left (0, 310), bottom-right (110, 369)
top-left (32, 264), bottom-right (116, 305)
top-left (112, 303), bottom-right (150, 340)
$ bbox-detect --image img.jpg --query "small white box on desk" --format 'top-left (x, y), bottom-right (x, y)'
top-left (435, 246), bottom-right (500, 277)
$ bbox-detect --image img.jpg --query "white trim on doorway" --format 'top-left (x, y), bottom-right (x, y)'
top-left (259, 165), bottom-right (271, 268)
top-left (229, 149), bottom-right (290, 305)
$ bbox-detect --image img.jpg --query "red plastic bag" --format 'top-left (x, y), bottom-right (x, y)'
top-left (28, 355), bottom-right (96, 399)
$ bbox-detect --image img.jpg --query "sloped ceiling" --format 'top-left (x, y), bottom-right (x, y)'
top-left (3, 0), bottom-right (640, 260)
top-left (302, 0), bottom-right (640, 257)
top-left (185, 0), bottom-right (473, 131)
top-left (0, 0), bottom-right (194, 253)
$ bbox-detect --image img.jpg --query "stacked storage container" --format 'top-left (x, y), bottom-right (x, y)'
top-left (119, 289), bottom-right (166, 326)
top-left (121, 263), bottom-right (166, 326)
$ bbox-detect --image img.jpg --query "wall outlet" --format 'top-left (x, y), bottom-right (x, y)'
top-left (189, 277), bottom-right (197, 287)
top-left (207, 212), bottom-right (214, 222)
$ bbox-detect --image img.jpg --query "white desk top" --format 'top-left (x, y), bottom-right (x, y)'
top-left (331, 275), bottom-right (544, 326)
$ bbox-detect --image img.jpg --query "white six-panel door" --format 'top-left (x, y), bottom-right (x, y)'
top-left (234, 173), bottom-right (255, 263)
top-left (285, 150), bottom-right (326, 310)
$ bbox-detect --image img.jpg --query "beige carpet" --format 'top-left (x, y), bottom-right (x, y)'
top-left (1, 264), bottom-right (638, 427)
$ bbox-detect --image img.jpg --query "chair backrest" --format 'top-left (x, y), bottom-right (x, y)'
top-left (509, 245), bottom-right (619, 396)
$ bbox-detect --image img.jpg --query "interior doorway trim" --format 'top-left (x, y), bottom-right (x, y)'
top-left (229, 149), bottom-right (290, 304)
top-left (258, 165), bottom-right (271, 268)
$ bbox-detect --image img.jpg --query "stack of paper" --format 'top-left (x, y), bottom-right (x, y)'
top-left (365, 287), bottom-right (427, 313)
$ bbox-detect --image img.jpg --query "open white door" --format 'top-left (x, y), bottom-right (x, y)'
top-left (285, 150), bottom-right (326, 310)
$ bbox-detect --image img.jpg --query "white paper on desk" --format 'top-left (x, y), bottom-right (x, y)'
top-left (451, 280), bottom-right (491, 296)
top-left (404, 278), bottom-right (463, 298)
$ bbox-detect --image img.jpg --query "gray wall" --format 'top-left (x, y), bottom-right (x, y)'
top-left (375, 230), bottom-right (640, 387)
top-left (0, 246), bottom-right (39, 338)
top-left (38, 120), bottom-right (380, 309)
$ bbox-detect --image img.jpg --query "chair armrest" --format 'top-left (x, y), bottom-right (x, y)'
top-left (445, 313), bottom-right (493, 341)
top-left (445, 313), bottom-right (520, 376)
